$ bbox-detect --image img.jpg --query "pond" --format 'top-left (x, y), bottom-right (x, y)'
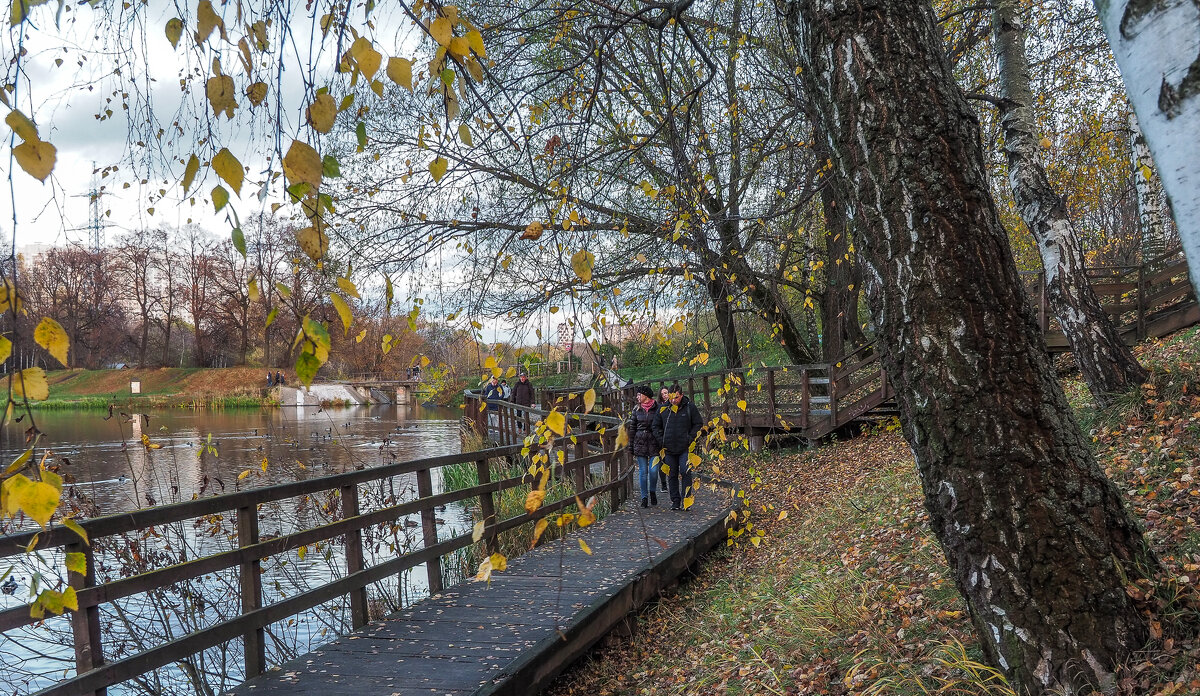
top-left (0, 404), bottom-right (473, 695)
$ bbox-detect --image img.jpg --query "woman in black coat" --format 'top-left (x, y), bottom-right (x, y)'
top-left (625, 385), bottom-right (662, 507)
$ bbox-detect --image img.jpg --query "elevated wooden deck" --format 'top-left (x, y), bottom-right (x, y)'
top-left (227, 490), bottom-right (733, 696)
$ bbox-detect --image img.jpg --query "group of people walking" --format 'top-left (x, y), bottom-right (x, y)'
top-left (625, 384), bottom-right (703, 511)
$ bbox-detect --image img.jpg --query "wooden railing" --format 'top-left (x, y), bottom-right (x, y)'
top-left (1021, 246), bottom-right (1195, 344)
top-left (0, 427), bottom-right (627, 695)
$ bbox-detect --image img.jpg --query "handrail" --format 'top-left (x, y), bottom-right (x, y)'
top-left (4, 422), bottom-right (626, 696)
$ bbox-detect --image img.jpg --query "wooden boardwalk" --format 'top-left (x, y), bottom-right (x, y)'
top-left (228, 487), bottom-right (733, 696)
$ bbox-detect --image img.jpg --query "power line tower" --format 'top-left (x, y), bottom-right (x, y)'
top-left (71, 164), bottom-right (107, 252)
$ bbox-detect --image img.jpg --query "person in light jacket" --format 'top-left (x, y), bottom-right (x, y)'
top-left (652, 383), bottom-right (704, 510)
top-left (626, 385), bottom-right (662, 507)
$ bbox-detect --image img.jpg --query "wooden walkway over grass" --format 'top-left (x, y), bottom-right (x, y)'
top-left (228, 488), bottom-right (732, 696)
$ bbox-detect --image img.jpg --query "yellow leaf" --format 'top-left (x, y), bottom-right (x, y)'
top-left (524, 489), bottom-right (546, 514)
top-left (247, 277), bottom-right (260, 302)
top-left (489, 552), bottom-right (507, 572)
top-left (355, 329), bottom-right (367, 343)
top-left (778, 510), bottom-right (788, 521)
top-left (472, 520), bottom-right (485, 542)
top-left (0, 336), bottom-right (10, 366)
top-left (349, 37), bottom-right (382, 79)
top-left (582, 388), bottom-right (596, 414)
top-left (13, 367), bottom-right (48, 401)
top-left (330, 293), bottom-right (352, 335)
top-left (576, 496), bottom-right (596, 527)
top-left (737, 399), bottom-right (747, 411)
top-left (307, 93), bottom-right (337, 134)
top-left (458, 123), bottom-right (473, 146)
top-left (465, 29), bottom-right (485, 57)
top-left (545, 410), bottom-right (566, 436)
top-left (283, 139), bottom-right (323, 189)
top-left (212, 185), bottom-right (229, 213)
top-left (212, 148), bottom-right (243, 195)
top-left (62, 517), bottom-right (88, 544)
top-left (429, 17), bottom-right (453, 45)
top-left (195, 0), bottom-right (223, 44)
top-left (13, 139), bottom-right (55, 182)
top-left (387, 57), bottom-right (413, 91)
top-left (5, 109), bottom-right (37, 141)
top-left (238, 469), bottom-right (251, 480)
top-left (1, 473), bottom-right (59, 527)
top-left (245, 81), bottom-right (268, 107)
top-left (579, 538), bottom-right (592, 555)
top-left (688, 452), bottom-right (701, 467)
top-left (205, 74), bottom-right (237, 118)
top-left (65, 551), bottom-right (86, 575)
top-left (420, 355), bottom-right (431, 367)
top-left (164, 17), bottom-right (183, 47)
top-left (182, 154), bottom-right (200, 194)
top-left (521, 220), bottom-right (544, 241)
top-left (1039, 135), bottom-right (1052, 149)
top-left (429, 156), bottom-right (448, 182)
top-left (530, 518), bottom-right (548, 548)
top-left (261, 456), bottom-right (269, 472)
top-left (10, 0), bottom-right (51, 26)
top-left (336, 277), bottom-right (360, 298)
top-left (64, 586), bottom-right (80, 611)
top-left (34, 317), bottom-right (69, 367)
top-left (671, 320), bottom-right (685, 333)
top-left (570, 249), bottom-right (594, 283)
top-left (474, 556), bottom-right (493, 582)
top-left (615, 424), bottom-right (629, 449)
top-left (295, 226), bottom-right (329, 262)
top-left (750, 535), bottom-right (761, 547)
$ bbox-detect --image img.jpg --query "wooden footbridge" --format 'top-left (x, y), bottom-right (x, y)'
top-left (1, 408), bottom-right (737, 696)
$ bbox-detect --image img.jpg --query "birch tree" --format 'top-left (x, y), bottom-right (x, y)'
top-left (1127, 110), bottom-right (1171, 262)
top-left (991, 0), bottom-right (1148, 406)
top-left (1094, 0), bottom-right (1200, 289)
top-left (781, 0), bottom-right (1157, 692)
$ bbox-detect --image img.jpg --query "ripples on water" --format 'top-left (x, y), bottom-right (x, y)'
top-left (0, 404), bottom-right (470, 695)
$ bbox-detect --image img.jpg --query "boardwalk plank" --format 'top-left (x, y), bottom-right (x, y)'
top-left (226, 486), bottom-right (733, 696)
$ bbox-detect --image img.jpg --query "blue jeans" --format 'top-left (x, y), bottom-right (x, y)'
top-left (636, 455), bottom-right (661, 500)
top-left (662, 451), bottom-right (693, 506)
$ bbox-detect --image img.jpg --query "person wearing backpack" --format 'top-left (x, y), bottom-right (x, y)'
top-left (626, 385), bottom-right (662, 507)
top-left (652, 383), bottom-right (703, 510)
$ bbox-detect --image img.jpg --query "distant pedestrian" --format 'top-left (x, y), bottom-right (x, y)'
top-left (652, 383), bottom-right (703, 511)
top-left (276, 371), bottom-right (285, 386)
top-left (657, 386), bottom-right (671, 491)
top-left (500, 379), bottom-right (512, 400)
top-left (512, 371), bottom-right (535, 407)
top-left (267, 371), bottom-right (274, 387)
top-left (627, 385), bottom-right (661, 507)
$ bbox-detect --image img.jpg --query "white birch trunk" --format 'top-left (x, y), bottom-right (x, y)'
top-left (1128, 109), bottom-right (1169, 262)
top-left (1095, 0), bottom-right (1200, 288)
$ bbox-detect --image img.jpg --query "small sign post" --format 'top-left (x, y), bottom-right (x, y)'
top-left (130, 380), bottom-right (141, 394)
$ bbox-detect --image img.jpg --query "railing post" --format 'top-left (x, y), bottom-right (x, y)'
top-left (1137, 263), bottom-right (1147, 340)
top-left (573, 435), bottom-right (587, 493)
top-left (703, 375), bottom-right (712, 418)
top-left (475, 457), bottom-right (498, 555)
top-left (342, 484), bottom-right (368, 628)
top-left (1038, 271), bottom-right (1048, 332)
top-left (415, 467), bottom-right (443, 595)
top-left (800, 368), bottom-right (810, 431)
top-left (766, 369), bottom-right (777, 425)
top-left (237, 504), bottom-right (266, 678)
top-left (603, 429), bottom-right (621, 510)
top-left (68, 542), bottom-right (105, 696)
top-left (829, 368), bottom-right (839, 428)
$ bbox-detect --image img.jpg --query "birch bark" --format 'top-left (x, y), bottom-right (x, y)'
top-left (1128, 109), bottom-right (1169, 263)
top-left (782, 0), bottom-right (1157, 692)
top-left (1094, 0), bottom-right (1200, 290)
top-left (992, 0), bottom-right (1148, 406)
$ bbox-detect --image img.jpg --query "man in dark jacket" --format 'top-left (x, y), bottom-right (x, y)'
top-left (511, 372), bottom-right (535, 407)
top-left (652, 384), bottom-right (704, 510)
top-left (626, 385), bottom-right (662, 507)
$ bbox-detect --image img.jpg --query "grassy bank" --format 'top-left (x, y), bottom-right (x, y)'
top-left (35, 367), bottom-right (285, 409)
top-left (548, 327), bottom-right (1200, 695)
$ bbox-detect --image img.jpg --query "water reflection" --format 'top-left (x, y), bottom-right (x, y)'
top-left (0, 404), bottom-right (471, 695)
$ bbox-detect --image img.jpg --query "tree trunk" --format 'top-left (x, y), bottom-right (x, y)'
top-left (814, 129), bottom-right (866, 361)
top-left (992, 0), bottom-right (1148, 406)
top-left (783, 0), bottom-right (1157, 692)
top-left (1093, 0), bottom-right (1200, 291)
top-left (705, 276), bottom-right (742, 368)
top-left (1128, 109), bottom-right (1168, 263)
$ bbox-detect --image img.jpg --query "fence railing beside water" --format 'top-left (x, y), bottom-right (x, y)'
top-left (0, 419), bottom-right (628, 696)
